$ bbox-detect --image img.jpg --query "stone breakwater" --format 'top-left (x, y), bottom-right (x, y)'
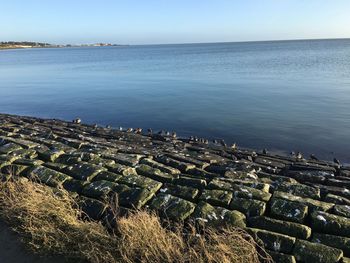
top-left (1, 113), bottom-right (350, 263)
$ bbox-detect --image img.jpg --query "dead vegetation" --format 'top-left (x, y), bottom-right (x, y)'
top-left (0, 178), bottom-right (272, 263)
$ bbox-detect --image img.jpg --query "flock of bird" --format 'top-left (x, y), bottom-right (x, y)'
top-left (72, 118), bottom-right (342, 165)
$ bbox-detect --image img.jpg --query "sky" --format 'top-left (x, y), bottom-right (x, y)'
top-left (1, 0), bottom-right (350, 45)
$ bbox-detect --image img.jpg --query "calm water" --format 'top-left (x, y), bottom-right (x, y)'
top-left (1, 39), bottom-right (350, 162)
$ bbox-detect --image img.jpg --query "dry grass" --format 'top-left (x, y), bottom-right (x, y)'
top-left (0, 178), bottom-right (272, 263)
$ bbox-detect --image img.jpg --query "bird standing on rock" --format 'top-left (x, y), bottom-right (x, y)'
top-left (171, 132), bottom-right (177, 138)
top-left (231, 143), bottom-right (237, 149)
top-left (148, 128), bottom-right (153, 136)
top-left (106, 125), bottom-right (111, 129)
top-left (127, 128), bottom-right (133, 133)
top-left (262, 148), bottom-right (268, 154)
top-left (296, 152), bottom-right (303, 160)
top-left (310, 154), bottom-right (318, 161)
top-left (119, 126), bottom-right (123, 131)
top-left (73, 118), bottom-right (81, 124)
top-left (220, 139), bottom-right (227, 147)
top-left (334, 158), bottom-right (341, 165)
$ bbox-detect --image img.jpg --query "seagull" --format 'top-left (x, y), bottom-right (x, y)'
top-left (148, 128), bottom-right (153, 135)
top-left (333, 158), bottom-right (341, 165)
top-left (262, 148), bottom-right (268, 154)
top-left (73, 118), bottom-right (81, 124)
top-left (135, 128), bottom-right (142, 134)
top-left (220, 139), bottom-right (227, 147)
top-left (310, 154), bottom-right (318, 161)
top-left (171, 132), bottom-right (177, 138)
top-left (165, 131), bottom-right (170, 136)
top-left (213, 139), bottom-right (218, 144)
top-left (296, 152), bottom-right (303, 160)
top-left (126, 128), bottom-right (133, 132)
top-left (93, 124), bottom-right (98, 128)
top-left (119, 126), bottom-right (123, 131)
top-left (106, 125), bottom-right (111, 129)
top-left (231, 143), bottom-right (237, 149)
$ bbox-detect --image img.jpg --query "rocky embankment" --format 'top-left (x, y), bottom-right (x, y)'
top-left (1, 113), bottom-right (350, 263)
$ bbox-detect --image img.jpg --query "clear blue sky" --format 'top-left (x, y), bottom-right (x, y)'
top-left (1, 0), bottom-right (350, 45)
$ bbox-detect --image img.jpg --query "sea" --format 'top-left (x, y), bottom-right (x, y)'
top-left (1, 39), bottom-right (350, 162)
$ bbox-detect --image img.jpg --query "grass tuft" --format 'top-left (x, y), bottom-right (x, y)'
top-left (0, 178), bottom-right (271, 263)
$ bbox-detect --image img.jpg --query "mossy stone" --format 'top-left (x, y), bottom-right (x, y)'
top-left (29, 165), bottom-right (71, 187)
top-left (136, 164), bottom-right (176, 183)
top-left (199, 189), bottom-right (233, 207)
top-left (248, 216), bottom-right (311, 239)
top-left (293, 239), bottom-right (343, 263)
top-left (150, 193), bottom-right (196, 221)
top-left (230, 197), bottom-right (266, 217)
top-left (64, 162), bottom-right (106, 181)
top-left (273, 191), bottom-right (334, 212)
top-left (160, 184), bottom-right (199, 201)
top-left (246, 227), bottom-right (296, 254)
top-left (92, 171), bottom-right (122, 183)
top-left (311, 211), bottom-right (350, 237)
top-left (275, 182), bottom-right (320, 199)
top-left (192, 201), bottom-right (246, 228)
top-left (117, 173), bottom-right (162, 194)
top-left (82, 180), bottom-right (117, 199)
top-left (269, 198), bottom-right (308, 223)
top-left (267, 250), bottom-right (296, 263)
top-left (312, 232), bottom-right (350, 257)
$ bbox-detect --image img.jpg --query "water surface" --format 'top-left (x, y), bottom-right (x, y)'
top-left (1, 39), bottom-right (350, 162)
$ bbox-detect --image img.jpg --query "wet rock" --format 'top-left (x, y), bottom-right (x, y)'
top-left (150, 193), bottom-right (196, 220)
top-left (230, 197), bottom-right (266, 217)
top-left (293, 239), bottom-right (343, 263)
top-left (192, 201), bottom-right (246, 227)
top-left (269, 198), bottom-right (308, 223)
top-left (248, 216), bottom-right (312, 239)
top-left (311, 211), bottom-right (350, 237)
top-left (246, 228), bottom-right (296, 254)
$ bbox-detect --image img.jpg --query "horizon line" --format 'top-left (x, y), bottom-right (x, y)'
top-left (2, 37), bottom-right (350, 47)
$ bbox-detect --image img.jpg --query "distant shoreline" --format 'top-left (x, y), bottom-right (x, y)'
top-left (0, 42), bottom-right (127, 51)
